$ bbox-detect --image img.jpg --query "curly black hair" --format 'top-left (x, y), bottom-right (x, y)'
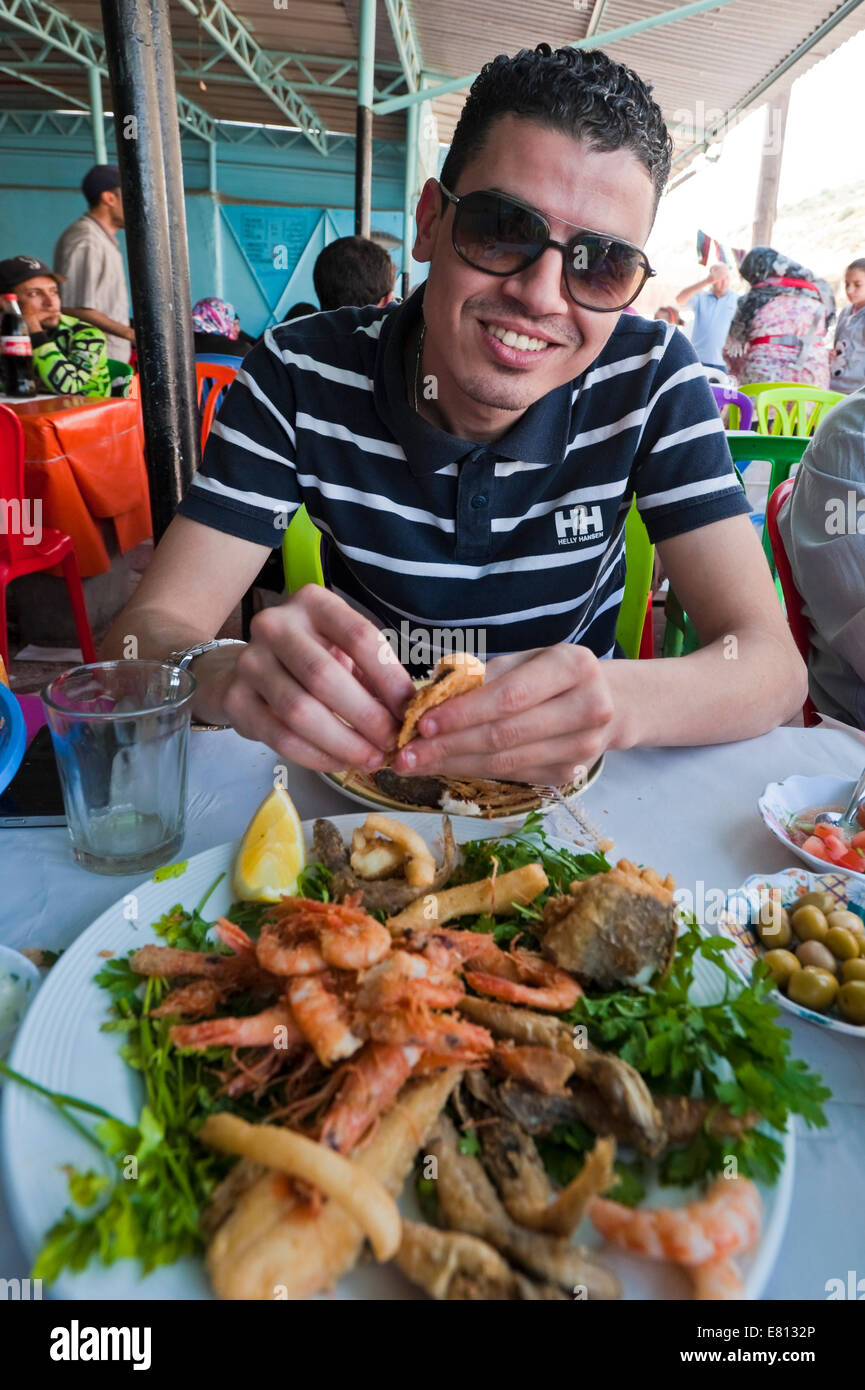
top-left (440, 44), bottom-right (672, 210)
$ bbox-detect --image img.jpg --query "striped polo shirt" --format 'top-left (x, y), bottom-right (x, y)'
top-left (179, 287), bottom-right (749, 667)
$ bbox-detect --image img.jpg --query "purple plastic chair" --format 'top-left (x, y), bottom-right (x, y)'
top-left (711, 385), bottom-right (754, 431)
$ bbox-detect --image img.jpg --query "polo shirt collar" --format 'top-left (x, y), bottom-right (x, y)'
top-left (374, 283), bottom-right (572, 476)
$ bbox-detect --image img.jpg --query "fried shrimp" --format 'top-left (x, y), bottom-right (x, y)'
top-left (590, 1175), bottom-right (762, 1267)
top-left (416, 929), bottom-right (582, 1012)
top-left (256, 897), bottom-right (391, 976)
top-left (169, 1002), bottom-right (302, 1051)
top-left (287, 974), bottom-right (365, 1067)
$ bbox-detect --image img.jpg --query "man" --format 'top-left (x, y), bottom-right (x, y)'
top-left (778, 388), bottom-right (865, 728)
top-left (0, 255), bottom-right (110, 398)
top-left (312, 235), bottom-right (397, 312)
top-left (676, 263), bottom-right (738, 370)
top-left (103, 45), bottom-right (804, 784)
top-left (54, 165), bottom-right (134, 363)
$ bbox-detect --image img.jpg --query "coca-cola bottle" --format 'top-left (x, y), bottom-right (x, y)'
top-left (1, 295), bottom-right (36, 397)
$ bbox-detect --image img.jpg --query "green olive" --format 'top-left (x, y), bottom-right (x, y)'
top-left (787, 966), bottom-right (838, 1012)
top-left (826, 910), bottom-right (865, 937)
top-left (837, 981), bottom-right (865, 1025)
top-left (763, 949), bottom-right (801, 988)
top-left (755, 901), bottom-right (791, 947)
top-left (794, 890), bottom-right (836, 915)
top-left (795, 940), bottom-right (837, 973)
top-left (790, 905), bottom-right (829, 942)
top-left (842, 958), bottom-right (865, 983)
top-left (825, 927), bottom-right (860, 961)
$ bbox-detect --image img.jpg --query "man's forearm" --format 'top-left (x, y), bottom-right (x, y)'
top-left (100, 604), bottom-right (244, 724)
top-left (605, 629), bottom-right (807, 750)
top-left (675, 278), bottom-right (709, 307)
top-left (65, 306), bottom-right (134, 343)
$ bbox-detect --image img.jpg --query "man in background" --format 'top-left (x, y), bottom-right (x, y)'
top-left (312, 235), bottom-right (396, 311)
top-left (676, 262), bottom-right (738, 370)
top-left (0, 255), bottom-right (110, 398)
top-left (54, 165), bottom-right (134, 363)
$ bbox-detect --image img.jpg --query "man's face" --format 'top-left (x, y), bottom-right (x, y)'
top-left (104, 188), bottom-right (125, 229)
top-left (413, 115), bottom-right (656, 422)
top-left (13, 275), bottom-right (62, 330)
top-left (845, 270), bottom-right (865, 309)
top-left (709, 265), bottom-right (730, 295)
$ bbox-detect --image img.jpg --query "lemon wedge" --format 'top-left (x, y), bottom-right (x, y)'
top-left (233, 787), bottom-right (306, 903)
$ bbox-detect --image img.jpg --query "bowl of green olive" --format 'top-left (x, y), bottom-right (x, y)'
top-left (718, 869), bottom-right (865, 1035)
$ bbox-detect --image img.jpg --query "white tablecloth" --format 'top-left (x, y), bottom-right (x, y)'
top-left (2, 723), bottom-right (864, 1299)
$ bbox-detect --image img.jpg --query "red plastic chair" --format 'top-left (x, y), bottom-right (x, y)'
top-left (195, 361), bottom-right (237, 453)
top-left (0, 403), bottom-right (97, 668)
top-left (766, 477), bottom-right (818, 727)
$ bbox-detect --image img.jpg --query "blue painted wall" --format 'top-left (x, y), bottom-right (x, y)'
top-left (0, 118), bottom-right (421, 335)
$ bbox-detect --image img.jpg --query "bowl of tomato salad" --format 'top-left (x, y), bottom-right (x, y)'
top-left (759, 774), bottom-right (865, 880)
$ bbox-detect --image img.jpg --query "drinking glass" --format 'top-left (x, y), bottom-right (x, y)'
top-left (42, 660), bottom-right (196, 875)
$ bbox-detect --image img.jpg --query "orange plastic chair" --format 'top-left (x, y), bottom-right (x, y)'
top-left (0, 404), bottom-right (97, 668)
top-left (195, 361), bottom-right (237, 453)
top-left (766, 478), bottom-right (818, 728)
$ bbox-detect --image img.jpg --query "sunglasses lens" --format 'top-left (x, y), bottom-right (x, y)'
top-left (453, 192), bottom-right (546, 275)
top-left (566, 235), bottom-right (646, 308)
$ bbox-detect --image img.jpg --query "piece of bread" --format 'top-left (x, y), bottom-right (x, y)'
top-left (396, 653), bottom-right (486, 750)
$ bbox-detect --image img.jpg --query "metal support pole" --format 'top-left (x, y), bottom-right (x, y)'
top-left (100, 0), bottom-right (201, 543)
top-left (355, 0), bottom-right (375, 237)
top-left (87, 64), bottom-right (107, 164)
top-left (751, 87), bottom-right (791, 249)
top-left (209, 141), bottom-right (224, 300)
top-left (401, 100), bottom-right (418, 297)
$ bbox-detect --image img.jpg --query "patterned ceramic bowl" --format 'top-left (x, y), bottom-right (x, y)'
top-left (759, 774), bottom-right (864, 883)
top-left (718, 868), bottom-right (865, 1036)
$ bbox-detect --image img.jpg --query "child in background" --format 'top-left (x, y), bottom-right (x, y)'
top-left (831, 258), bottom-right (865, 394)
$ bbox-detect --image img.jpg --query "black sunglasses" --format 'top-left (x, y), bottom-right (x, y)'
top-left (439, 183), bottom-right (655, 312)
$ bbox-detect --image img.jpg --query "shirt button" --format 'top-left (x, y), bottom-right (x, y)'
top-left (471, 493), bottom-right (489, 509)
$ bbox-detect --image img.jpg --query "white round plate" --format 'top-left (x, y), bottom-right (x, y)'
top-left (2, 813), bottom-right (792, 1301)
top-left (0, 945), bottom-right (42, 1060)
top-left (759, 774), bottom-right (864, 882)
top-left (717, 867), bottom-right (865, 1037)
top-left (321, 757), bottom-right (604, 827)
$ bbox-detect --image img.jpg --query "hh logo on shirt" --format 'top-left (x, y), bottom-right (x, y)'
top-left (555, 505), bottom-right (604, 545)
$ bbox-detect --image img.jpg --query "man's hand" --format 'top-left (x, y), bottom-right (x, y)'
top-left (220, 586), bottom-right (415, 772)
top-left (21, 304), bottom-right (44, 337)
top-left (390, 645), bottom-right (615, 786)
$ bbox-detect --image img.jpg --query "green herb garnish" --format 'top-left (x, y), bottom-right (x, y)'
top-left (562, 917), bottom-right (830, 1186)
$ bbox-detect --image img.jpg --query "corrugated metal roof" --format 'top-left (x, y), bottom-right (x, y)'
top-left (1, 0), bottom-right (862, 167)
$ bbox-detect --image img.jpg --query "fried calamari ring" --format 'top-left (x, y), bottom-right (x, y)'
top-left (199, 1113), bottom-right (401, 1261)
top-left (361, 813), bottom-right (436, 887)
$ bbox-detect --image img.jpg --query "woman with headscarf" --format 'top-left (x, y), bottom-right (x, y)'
top-left (722, 247), bottom-right (835, 388)
top-left (192, 297), bottom-right (257, 358)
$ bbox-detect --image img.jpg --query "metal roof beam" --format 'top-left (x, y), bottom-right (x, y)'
top-left (173, 0), bottom-right (328, 153)
top-left (0, 59), bottom-right (86, 107)
top-left (670, 0), bottom-right (865, 168)
top-left (383, 0), bottom-right (422, 92)
top-left (373, 0), bottom-right (740, 114)
top-left (0, 0), bottom-right (216, 139)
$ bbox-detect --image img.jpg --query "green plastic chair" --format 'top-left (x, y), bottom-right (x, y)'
top-left (283, 498), bottom-right (655, 660)
top-left (615, 498), bottom-right (654, 660)
top-left (661, 463), bottom-right (751, 658)
top-left (726, 430), bottom-right (809, 570)
top-left (282, 504), bottom-right (324, 592)
top-left (754, 386), bottom-right (842, 439)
